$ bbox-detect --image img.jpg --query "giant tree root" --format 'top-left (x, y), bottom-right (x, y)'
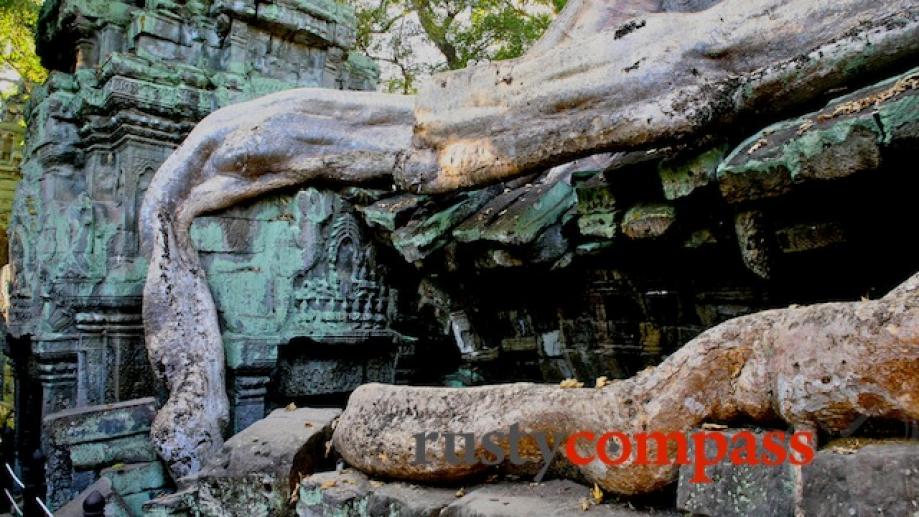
top-left (333, 272), bottom-right (919, 494)
top-left (140, 90), bottom-right (414, 477)
top-left (141, 0), bottom-right (919, 477)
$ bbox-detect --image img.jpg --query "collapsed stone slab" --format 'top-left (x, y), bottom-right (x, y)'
top-left (147, 407), bottom-right (341, 516)
top-left (439, 481), bottom-right (677, 517)
top-left (42, 398), bottom-right (165, 510)
top-left (801, 443), bottom-right (919, 517)
top-left (199, 407), bottom-right (341, 484)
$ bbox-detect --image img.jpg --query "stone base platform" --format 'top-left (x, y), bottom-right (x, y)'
top-left (297, 471), bottom-right (677, 517)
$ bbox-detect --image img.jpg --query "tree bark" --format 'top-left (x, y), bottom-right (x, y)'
top-left (401, 0), bottom-right (919, 193)
top-left (333, 272), bottom-right (919, 494)
top-left (140, 0), bottom-right (919, 477)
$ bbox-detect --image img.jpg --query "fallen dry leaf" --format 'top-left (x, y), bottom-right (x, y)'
top-left (580, 497), bottom-right (591, 511)
top-left (560, 378), bottom-right (584, 389)
top-left (595, 376), bottom-right (610, 389)
top-left (320, 479), bottom-right (337, 489)
top-left (796, 120), bottom-right (815, 135)
top-left (818, 73), bottom-right (918, 121)
top-left (701, 422), bottom-right (728, 430)
top-left (285, 402), bottom-right (297, 411)
top-left (747, 138), bottom-right (768, 155)
top-left (455, 488), bottom-right (465, 498)
top-left (730, 364), bottom-right (742, 379)
top-left (591, 483), bottom-right (604, 504)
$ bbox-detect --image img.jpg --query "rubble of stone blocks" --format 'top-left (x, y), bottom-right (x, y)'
top-left (676, 430), bottom-right (919, 517)
top-left (131, 411), bottom-right (919, 516)
top-left (142, 407), bottom-right (340, 516)
top-left (363, 68), bottom-right (918, 275)
top-left (41, 397), bottom-right (170, 512)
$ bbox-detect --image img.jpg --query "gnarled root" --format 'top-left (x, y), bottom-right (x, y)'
top-left (333, 272), bottom-right (919, 494)
top-left (140, 90), bottom-right (414, 477)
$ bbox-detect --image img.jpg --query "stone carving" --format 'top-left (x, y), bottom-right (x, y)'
top-left (194, 188), bottom-right (400, 431)
top-left (289, 190), bottom-right (394, 340)
top-left (6, 0), bottom-right (380, 505)
top-left (138, 0), bottom-right (919, 481)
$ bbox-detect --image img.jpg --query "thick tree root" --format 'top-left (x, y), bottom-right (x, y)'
top-left (333, 272), bottom-right (919, 494)
top-left (140, 90), bottom-right (414, 477)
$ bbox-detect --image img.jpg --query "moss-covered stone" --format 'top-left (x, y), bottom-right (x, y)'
top-left (392, 188), bottom-right (501, 262)
top-left (69, 433), bottom-right (157, 469)
top-left (621, 204), bottom-right (676, 239)
top-left (453, 178), bottom-right (575, 246)
top-left (719, 69), bottom-right (919, 203)
top-left (658, 145), bottom-right (726, 200)
top-left (359, 194), bottom-right (427, 232)
top-left (577, 212), bottom-right (618, 239)
top-left (100, 461), bottom-right (167, 498)
top-left (574, 171), bottom-right (615, 215)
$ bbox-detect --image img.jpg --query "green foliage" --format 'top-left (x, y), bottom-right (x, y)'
top-left (455, 0), bottom-right (554, 65)
top-left (349, 0), bottom-right (564, 94)
top-left (0, 0), bottom-right (46, 96)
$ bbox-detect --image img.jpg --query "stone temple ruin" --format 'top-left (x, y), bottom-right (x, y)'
top-left (1, 0), bottom-right (918, 515)
top-left (6, 0), bottom-right (386, 459)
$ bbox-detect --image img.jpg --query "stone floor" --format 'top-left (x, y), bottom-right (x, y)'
top-left (296, 471), bottom-right (677, 517)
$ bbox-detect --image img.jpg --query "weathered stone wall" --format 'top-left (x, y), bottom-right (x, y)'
top-left (42, 398), bottom-right (165, 510)
top-left (193, 188), bottom-right (404, 429)
top-left (5, 0), bottom-right (379, 485)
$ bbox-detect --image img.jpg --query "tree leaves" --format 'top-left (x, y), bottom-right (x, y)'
top-left (0, 0), bottom-right (46, 96)
top-left (347, 0), bottom-right (564, 94)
